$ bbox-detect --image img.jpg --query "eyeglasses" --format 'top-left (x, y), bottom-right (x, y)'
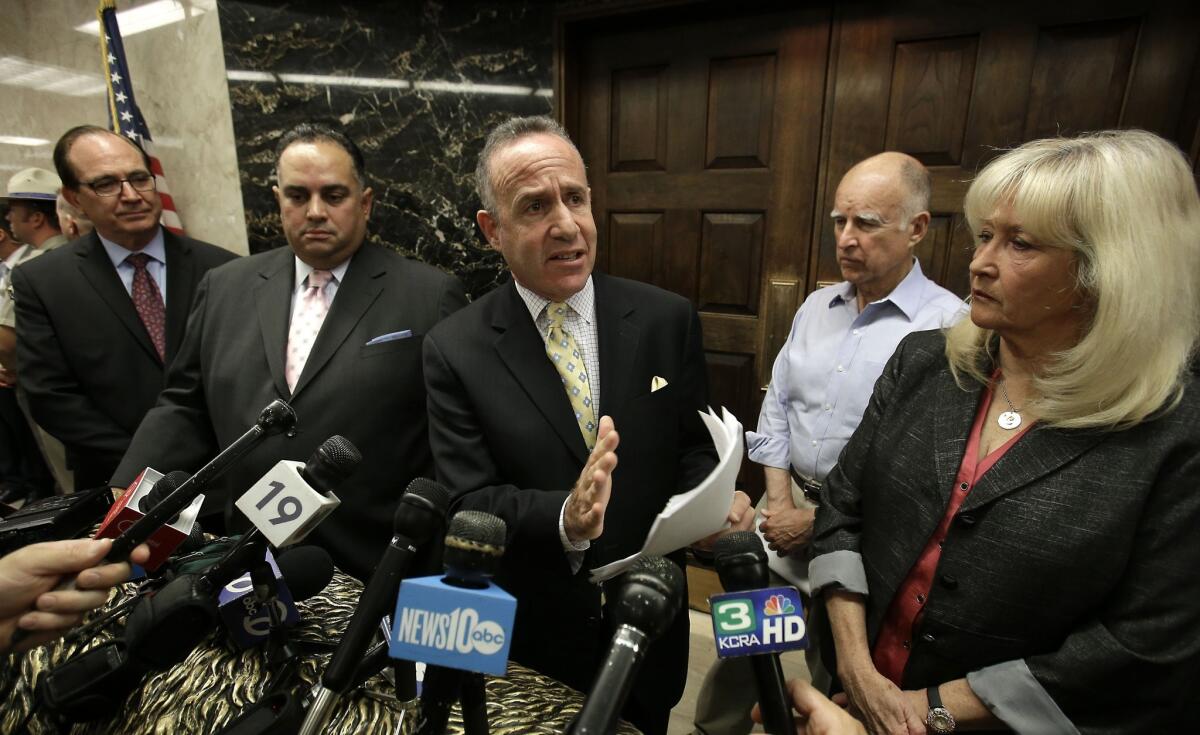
top-left (84, 172), bottom-right (156, 197)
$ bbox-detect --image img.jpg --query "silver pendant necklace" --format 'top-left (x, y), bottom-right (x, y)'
top-left (998, 379), bottom-right (1022, 430)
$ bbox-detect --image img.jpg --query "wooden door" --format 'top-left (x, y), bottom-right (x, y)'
top-left (812, 0), bottom-right (1200, 296)
top-left (570, 6), bottom-right (834, 496)
top-left (563, 0), bottom-right (1200, 499)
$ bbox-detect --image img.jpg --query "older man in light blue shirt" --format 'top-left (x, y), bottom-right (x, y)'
top-left (695, 152), bottom-right (964, 735)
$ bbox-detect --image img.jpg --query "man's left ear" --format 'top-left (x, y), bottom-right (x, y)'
top-left (909, 211), bottom-right (931, 245)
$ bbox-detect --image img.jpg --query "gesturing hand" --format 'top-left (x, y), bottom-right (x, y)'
top-left (563, 416), bottom-right (619, 543)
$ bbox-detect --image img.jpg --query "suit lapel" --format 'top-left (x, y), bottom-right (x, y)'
top-left (493, 282), bottom-right (590, 465)
top-left (931, 369), bottom-right (981, 499)
top-left (162, 231), bottom-right (195, 359)
top-left (76, 233), bottom-right (160, 363)
top-left (254, 248), bottom-right (293, 399)
top-left (964, 426), bottom-right (1105, 511)
top-left (291, 245), bottom-right (384, 398)
top-left (594, 273), bottom-right (639, 418)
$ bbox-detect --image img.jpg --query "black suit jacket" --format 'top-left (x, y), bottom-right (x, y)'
top-left (812, 329), bottom-right (1200, 734)
top-left (114, 243), bottom-right (467, 580)
top-left (13, 230), bottom-right (236, 487)
top-left (423, 273), bottom-right (716, 728)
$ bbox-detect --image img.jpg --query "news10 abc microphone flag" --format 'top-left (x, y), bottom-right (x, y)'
top-left (388, 511), bottom-right (517, 677)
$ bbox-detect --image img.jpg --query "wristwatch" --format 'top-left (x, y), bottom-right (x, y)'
top-left (926, 685), bottom-right (956, 733)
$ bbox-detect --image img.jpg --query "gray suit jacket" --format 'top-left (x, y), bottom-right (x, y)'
top-left (114, 243), bottom-right (466, 579)
top-left (811, 329), bottom-right (1200, 734)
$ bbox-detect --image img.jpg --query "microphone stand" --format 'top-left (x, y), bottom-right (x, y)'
top-left (246, 540), bottom-right (300, 697)
top-left (416, 666), bottom-right (490, 735)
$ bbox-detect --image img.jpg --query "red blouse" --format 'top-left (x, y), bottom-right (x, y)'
top-left (871, 375), bottom-right (1032, 685)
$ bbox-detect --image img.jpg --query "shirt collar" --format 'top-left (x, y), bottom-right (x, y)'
top-left (293, 254), bottom-right (351, 293)
top-left (514, 275), bottom-right (595, 326)
top-left (100, 228), bottom-right (166, 268)
top-left (3, 244), bottom-right (29, 269)
top-left (828, 257), bottom-right (928, 320)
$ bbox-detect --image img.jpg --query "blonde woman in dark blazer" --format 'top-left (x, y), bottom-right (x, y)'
top-left (810, 130), bottom-right (1200, 735)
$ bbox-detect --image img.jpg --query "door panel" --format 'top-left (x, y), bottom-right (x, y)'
top-left (573, 7), bottom-right (834, 497)
top-left (564, 0), bottom-right (1200, 500)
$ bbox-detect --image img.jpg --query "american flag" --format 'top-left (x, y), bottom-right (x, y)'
top-left (97, 0), bottom-right (184, 234)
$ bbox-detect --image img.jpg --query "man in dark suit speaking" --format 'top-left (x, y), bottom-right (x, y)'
top-left (13, 127), bottom-right (236, 489)
top-left (114, 124), bottom-right (466, 579)
top-left (423, 116), bottom-right (748, 734)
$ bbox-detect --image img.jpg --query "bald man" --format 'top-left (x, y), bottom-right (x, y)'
top-left (694, 153), bottom-right (965, 735)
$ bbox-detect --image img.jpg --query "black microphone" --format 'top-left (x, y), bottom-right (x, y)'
top-left (136, 470), bottom-right (208, 558)
top-left (415, 510), bottom-right (508, 735)
top-left (123, 544), bottom-right (333, 671)
top-left (108, 399), bottom-right (296, 563)
top-left (137, 470), bottom-right (191, 521)
top-left (713, 531), bottom-right (795, 735)
top-left (41, 545), bottom-right (333, 723)
top-left (566, 555), bottom-right (685, 735)
top-left (298, 478), bottom-right (451, 735)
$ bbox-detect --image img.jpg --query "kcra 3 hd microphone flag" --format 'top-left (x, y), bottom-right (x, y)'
top-left (710, 586), bottom-right (808, 658)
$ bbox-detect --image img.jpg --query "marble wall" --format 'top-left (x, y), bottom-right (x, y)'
top-left (0, 0), bottom-right (248, 255)
top-left (218, 0), bottom-right (556, 297)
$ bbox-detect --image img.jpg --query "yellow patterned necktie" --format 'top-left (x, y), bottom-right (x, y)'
top-left (545, 302), bottom-right (597, 450)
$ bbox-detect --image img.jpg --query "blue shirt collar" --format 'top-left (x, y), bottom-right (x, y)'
top-left (828, 257), bottom-right (929, 321)
top-left (99, 228), bottom-right (166, 268)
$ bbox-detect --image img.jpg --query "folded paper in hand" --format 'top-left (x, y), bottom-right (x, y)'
top-left (589, 406), bottom-right (742, 583)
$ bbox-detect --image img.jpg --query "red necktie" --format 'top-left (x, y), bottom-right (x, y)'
top-left (125, 253), bottom-right (166, 361)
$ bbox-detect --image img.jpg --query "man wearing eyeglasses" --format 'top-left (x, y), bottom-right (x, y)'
top-left (10, 126), bottom-right (236, 490)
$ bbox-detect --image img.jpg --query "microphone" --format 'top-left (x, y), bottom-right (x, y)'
top-left (400, 510), bottom-right (516, 735)
top-left (107, 400), bottom-right (297, 563)
top-left (234, 435), bottom-right (361, 548)
top-left (138, 470), bottom-right (191, 521)
top-left (123, 544), bottom-right (333, 671)
top-left (566, 555), bottom-right (685, 735)
top-left (217, 545), bottom-right (334, 648)
top-left (40, 545), bottom-right (333, 723)
top-left (298, 478), bottom-right (451, 735)
top-left (712, 531), bottom-right (796, 735)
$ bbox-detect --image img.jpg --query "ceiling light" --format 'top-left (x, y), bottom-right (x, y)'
top-left (0, 136), bottom-right (51, 147)
top-left (75, 0), bottom-right (211, 37)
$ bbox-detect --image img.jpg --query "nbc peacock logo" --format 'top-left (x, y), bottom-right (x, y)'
top-left (763, 594), bottom-right (795, 616)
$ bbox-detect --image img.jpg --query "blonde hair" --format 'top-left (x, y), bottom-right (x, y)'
top-left (946, 130), bottom-right (1200, 429)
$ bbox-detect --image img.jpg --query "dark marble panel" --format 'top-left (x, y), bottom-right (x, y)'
top-left (218, 0), bottom-right (555, 297)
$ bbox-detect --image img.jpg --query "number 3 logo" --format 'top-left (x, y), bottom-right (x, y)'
top-left (714, 599), bottom-right (755, 634)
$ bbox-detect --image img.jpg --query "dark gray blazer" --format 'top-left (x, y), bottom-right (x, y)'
top-left (13, 230), bottom-right (236, 487)
top-left (812, 329), bottom-right (1200, 734)
top-left (114, 243), bottom-right (466, 580)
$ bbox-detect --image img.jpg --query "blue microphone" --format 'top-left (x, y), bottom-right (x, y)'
top-left (391, 510), bottom-right (516, 735)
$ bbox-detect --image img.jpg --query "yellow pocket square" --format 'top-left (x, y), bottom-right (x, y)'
top-left (651, 375), bottom-right (668, 392)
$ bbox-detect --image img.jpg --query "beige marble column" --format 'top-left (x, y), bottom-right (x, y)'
top-left (0, 0), bottom-right (247, 254)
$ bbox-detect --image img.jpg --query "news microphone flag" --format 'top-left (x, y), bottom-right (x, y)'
top-left (709, 586), bottom-right (808, 658)
top-left (97, 0), bottom-right (184, 234)
top-left (235, 460), bottom-right (341, 548)
top-left (217, 549), bottom-right (300, 649)
top-left (390, 575), bottom-right (516, 677)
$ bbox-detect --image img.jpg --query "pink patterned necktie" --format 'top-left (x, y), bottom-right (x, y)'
top-left (285, 269), bottom-right (332, 393)
top-left (125, 253), bottom-right (165, 361)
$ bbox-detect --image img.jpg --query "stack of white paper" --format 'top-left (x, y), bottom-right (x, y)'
top-left (589, 406), bottom-right (743, 583)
